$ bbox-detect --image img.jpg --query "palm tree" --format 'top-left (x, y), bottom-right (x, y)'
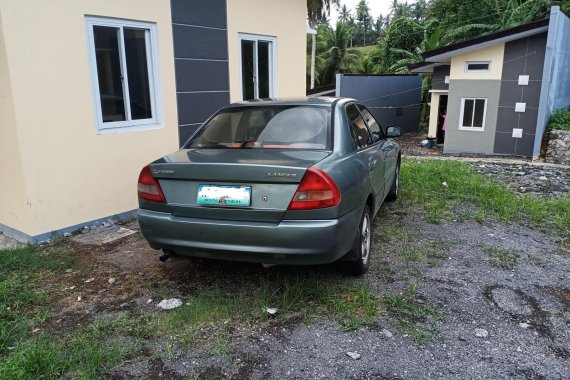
top-left (307, 0), bottom-right (340, 27)
top-left (355, 0), bottom-right (371, 44)
top-left (339, 4), bottom-right (352, 23)
top-left (317, 22), bottom-right (362, 85)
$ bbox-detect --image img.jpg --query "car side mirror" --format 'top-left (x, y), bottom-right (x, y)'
top-left (386, 126), bottom-right (401, 137)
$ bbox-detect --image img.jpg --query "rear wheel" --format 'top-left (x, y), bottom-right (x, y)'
top-left (344, 206), bottom-right (372, 275)
top-left (385, 161), bottom-right (400, 202)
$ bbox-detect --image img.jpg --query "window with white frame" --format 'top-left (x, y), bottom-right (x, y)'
top-left (465, 61), bottom-right (490, 72)
top-left (239, 33), bottom-right (276, 101)
top-left (86, 17), bottom-right (161, 132)
top-left (459, 98), bottom-right (487, 130)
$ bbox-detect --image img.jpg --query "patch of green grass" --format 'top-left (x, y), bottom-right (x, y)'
top-left (400, 159), bottom-right (570, 236)
top-left (563, 315), bottom-right (570, 324)
top-left (149, 275), bottom-right (383, 339)
top-left (0, 245), bottom-right (136, 379)
top-left (382, 284), bottom-right (441, 343)
top-left (483, 246), bottom-right (519, 269)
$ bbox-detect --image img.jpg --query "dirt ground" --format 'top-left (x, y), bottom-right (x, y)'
top-left (38, 174), bottom-right (570, 379)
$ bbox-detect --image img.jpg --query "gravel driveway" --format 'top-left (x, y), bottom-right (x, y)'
top-left (100, 192), bottom-right (569, 379)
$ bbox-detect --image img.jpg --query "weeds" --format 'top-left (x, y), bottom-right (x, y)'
top-left (483, 247), bottom-right (519, 269)
top-left (400, 159), bottom-right (570, 236)
top-left (382, 284), bottom-right (441, 343)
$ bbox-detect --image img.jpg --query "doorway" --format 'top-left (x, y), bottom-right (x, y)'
top-left (239, 34), bottom-right (276, 100)
top-left (436, 95), bottom-right (448, 144)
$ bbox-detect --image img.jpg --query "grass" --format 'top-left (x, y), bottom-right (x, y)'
top-left (382, 284), bottom-right (442, 343)
top-left (483, 246), bottom-right (519, 269)
top-left (0, 245), bottom-right (136, 379)
top-left (399, 159), bottom-right (570, 236)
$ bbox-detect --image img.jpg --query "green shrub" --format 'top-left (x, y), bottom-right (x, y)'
top-left (547, 107), bottom-right (570, 131)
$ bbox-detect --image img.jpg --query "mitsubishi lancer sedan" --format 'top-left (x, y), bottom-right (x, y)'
top-left (137, 98), bottom-right (400, 275)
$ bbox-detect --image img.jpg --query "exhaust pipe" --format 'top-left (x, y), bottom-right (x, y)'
top-left (159, 249), bottom-right (174, 262)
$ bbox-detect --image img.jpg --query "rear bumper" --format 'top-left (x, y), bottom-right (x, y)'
top-left (138, 207), bottom-right (362, 265)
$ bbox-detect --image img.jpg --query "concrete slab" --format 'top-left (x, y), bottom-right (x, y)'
top-left (72, 226), bottom-right (137, 246)
top-left (0, 233), bottom-right (23, 250)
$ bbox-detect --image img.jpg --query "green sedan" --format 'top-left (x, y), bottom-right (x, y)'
top-left (138, 97), bottom-right (400, 275)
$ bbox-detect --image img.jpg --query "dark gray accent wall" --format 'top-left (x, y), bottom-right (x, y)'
top-left (432, 65), bottom-right (450, 91)
top-left (494, 32), bottom-right (547, 156)
top-left (170, 0), bottom-right (230, 146)
top-left (336, 74), bottom-right (422, 133)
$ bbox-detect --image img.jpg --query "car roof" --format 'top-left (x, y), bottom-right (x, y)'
top-left (227, 97), bottom-right (356, 108)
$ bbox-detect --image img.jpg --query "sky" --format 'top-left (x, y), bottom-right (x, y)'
top-left (329, 0), bottom-right (416, 22)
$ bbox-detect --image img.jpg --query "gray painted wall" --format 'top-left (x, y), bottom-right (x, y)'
top-left (494, 32), bottom-right (547, 156)
top-left (444, 80), bottom-right (501, 154)
top-left (534, 6), bottom-right (570, 157)
top-left (336, 74), bottom-right (422, 133)
top-left (432, 65), bottom-right (450, 91)
top-left (171, 0), bottom-right (230, 146)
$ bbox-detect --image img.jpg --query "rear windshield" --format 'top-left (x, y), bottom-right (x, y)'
top-left (185, 105), bottom-right (331, 150)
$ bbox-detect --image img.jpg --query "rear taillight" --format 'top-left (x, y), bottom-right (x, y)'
top-left (288, 168), bottom-right (341, 210)
top-left (137, 165), bottom-right (166, 204)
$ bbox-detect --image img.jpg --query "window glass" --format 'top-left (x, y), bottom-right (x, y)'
top-left (462, 99), bottom-right (474, 127)
top-left (346, 104), bottom-right (372, 149)
top-left (358, 105), bottom-right (383, 142)
top-left (124, 28), bottom-right (152, 120)
top-left (93, 26), bottom-right (125, 122)
top-left (241, 40), bottom-right (255, 100)
top-left (473, 99), bottom-right (486, 128)
top-left (258, 41), bottom-right (270, 98)
top-left (187, 106), bottom-right (330, 150)
top-left (466, 62), bottom-right (490, 71)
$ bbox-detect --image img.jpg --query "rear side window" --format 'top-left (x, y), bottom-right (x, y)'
top-left (346, 104), bottom-right (371, 149)
top-left (186, 105), bottom-right (330, 150)
top-left (358, 105), bottom-right (383, 137)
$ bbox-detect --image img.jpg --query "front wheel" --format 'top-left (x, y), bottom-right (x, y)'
top-left (343, 206), bottom-right (372, 276)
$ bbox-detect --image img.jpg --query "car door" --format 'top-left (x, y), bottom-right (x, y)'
top-left (358, 105), bottom-right (397, 199)
top-left (345, 104), bottom-right (385, 205)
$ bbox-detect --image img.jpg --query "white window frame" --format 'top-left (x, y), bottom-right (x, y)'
top-left (459, 98), bottom-right (487, 131)
top-left (86, 16), bottom-right (163, 134)
top-left (237, 33), bottom-right (277, 101)
top-left (465, 61), bottom-right (491, 72)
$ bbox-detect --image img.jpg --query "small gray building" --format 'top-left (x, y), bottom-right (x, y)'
top-left (411, 6), bottom-right (570, 158)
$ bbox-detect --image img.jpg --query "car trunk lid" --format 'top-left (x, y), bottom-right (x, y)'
top-left (150, 149), bottom-right (331, 222)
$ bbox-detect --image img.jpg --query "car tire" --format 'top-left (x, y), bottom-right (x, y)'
top-left (385, 160), bottom-right (400, 202)
top-left (344, 205), bottom-right (372, 276)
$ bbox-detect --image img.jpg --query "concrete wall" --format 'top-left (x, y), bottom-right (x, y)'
top-left (428, 93), bottom-right (441, 139)
top-left (535, 6), bottom-right (570, 158)
top-left (494, 33), bottom-right (547, 156)
top-left (444, 80), bottom-right (502, 154)
top-left (226, 0), bottom-right (307, 103)
top-left (0, 12), bottom-right (28, 236)
top-left (0, 0), bottom-right (179, 240)
top-left (450, 44), bottom-right (505, 80)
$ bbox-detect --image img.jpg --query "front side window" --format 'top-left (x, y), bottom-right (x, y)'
top-left (346, 104), bottom-right (372, 149)
top-left (460, 98), bottom-right (487, 130)
top-left (186, 106), bottom-right (330, 150)
top-left (86, 17), bottom-right (160, 132)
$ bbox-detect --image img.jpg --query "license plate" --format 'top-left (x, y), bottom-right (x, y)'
top-left (197, 185), bottom-right (252, 207)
